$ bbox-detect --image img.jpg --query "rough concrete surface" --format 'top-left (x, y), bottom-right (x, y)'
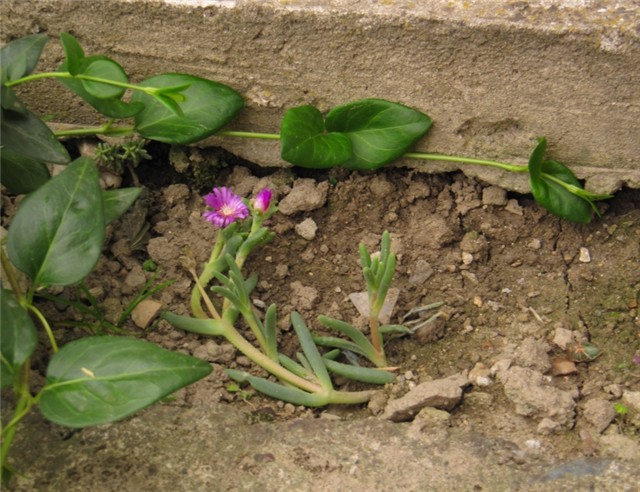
top-left (7, 403), bottom-right (640, 491)
top-left (2, 0), bottom-right (639, 193)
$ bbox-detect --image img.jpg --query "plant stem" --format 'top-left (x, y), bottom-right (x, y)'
top-left (216, 130), bottom-right (281, 140)
top-left (5, 71), bottom-right (149, 94)
top-left (404, 152), bottom-right (528, 173)
top-left (1, 362), bottom-right (34, 475)
top-left (26, 304), bottom-right (58, 353)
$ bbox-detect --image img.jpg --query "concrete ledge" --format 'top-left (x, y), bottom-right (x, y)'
top-left (2, 0), bottom-right (639, 193)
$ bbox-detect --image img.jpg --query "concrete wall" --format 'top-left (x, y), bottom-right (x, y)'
top-left (2, 0), bottom-right (639, 193)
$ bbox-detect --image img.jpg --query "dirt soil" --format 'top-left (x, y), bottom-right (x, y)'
top-left (3, 145), bottom-right (640, 489)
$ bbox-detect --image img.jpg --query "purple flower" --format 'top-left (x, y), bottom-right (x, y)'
top-left (202, 187), bottom-right (249, 228)
top-left (252, 188), bottom-right (273, 214)
top-left (633, 353), bottom-right (640, 366)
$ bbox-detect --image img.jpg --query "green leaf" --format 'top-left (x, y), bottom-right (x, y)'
top-left (102, 187), bottom-right (142, 225)
top-left (0, 148), bottom-right (50, 194)
top-left (280, 105), bottom-right (352, 168)
top-left (58, 58), bottom-right (144, 119)
top-left (323, 358), bottom-right (395, 385)
top-left (1, 107), bottom-right (70, 164)
top-left (291, 312), bottom-right (333, 390)
top-left (0, 34), bottom-right (48, 84)
top-left (7, 157), bottom-right (104, 286)
top-left (132, 73), bottom-right (244, 144)
top-left (325, 98), bottom-right (432, 170)
top-left (39, 336), bottom-right (212, 427)
top-left (59, 32), bottom-right (85, 76)
top-left (1, 288), bottom-right (38, 388)
top-left (528, 138), bottom-right (592, 224)
top-left (79, 56), bottom-right (127, 99)
top-left (227, 369), bottom-right (326, 407)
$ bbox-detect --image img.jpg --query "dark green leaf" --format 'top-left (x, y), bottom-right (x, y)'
top-left (79, 57), bottom-right (127, 99)
top-left (0, 34), bottom-right (48, 83)
top-left (7, 157), bottom-right (104, 286)
top-left (59, 32), bottom-right (85, 76)
top-left (58, 59), bottom-right (144, 119)
top-left (1, 288), bottom-right (38, 388)
top-left (1, 107), bottom-right (70, 164)
top-left (39, 336), bottom-right (212, 427)
top-left (1, 85), bottom-right (25, 113)
top-left (280, 105), bottom-right (352, 168)
top-left (132, 73), bottom-right (244, 144)
top-left (325, 98), bottom-right (432, 170)
top-left (102, 187), bottom-right (142, 225)
top-left (528, 138), bottom-right (592, 224)
top-left (0, 148), bottom-right (50, 194)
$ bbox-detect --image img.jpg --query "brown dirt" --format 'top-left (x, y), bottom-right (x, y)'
top-left (6, 145), bottom-right (640, 472)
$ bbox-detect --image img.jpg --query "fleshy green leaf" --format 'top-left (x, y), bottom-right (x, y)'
top-left (1, 288), bottom-right (38, 388)
top-left (323, 358), bottom-right (395, 384)
top-left (78, 56), bottom-right (127, 99)
top-left (102, 187), bottom-right (142, 225)
top-left (0, 148), bottom-right (50, 194)
top-left (325, 98), bottom-right (432, 170)
top-left (7, 157), bottom-right (104, 286)
top-left (227, 369), bottom-right (326, 407)
top-left (1, 107), bottom-right (70, 164)
top-left (528, 138), bottom-right (592, 224)
top-left (0, 34), bottom-right (48, 84)
top-left (132, 73), bottom-right (244, 144)
top-left (280, 105), bottom-right (352, 168)
top-left (39, 336), bottom-right (212, 427)
top-left (59, 32), bottom-right (85, 76)
top-left (291, 312), bottom-right (333, 390)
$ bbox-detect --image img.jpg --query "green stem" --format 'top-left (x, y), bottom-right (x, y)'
top-left (404, 152), bottom-right (528, 173)
top-left (54, 123), bottom-right (135, 138)
top-left (216, 130), bottom-right (281, 140)
top-left (26, 304), bottom-right (58, 353)
top-left (5, 71), bottom-right (150, 95)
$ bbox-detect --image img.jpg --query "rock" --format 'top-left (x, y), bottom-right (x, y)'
top-left (552, 327), bottom-right (576, 350)
top-left (599, 433), bottom-right (640, 461)
top-left (295, 218), bottom-right (318, 240)
top-left (513, 337), bottom-right (551, 373)
top-left (382, 373), bottom-right (469, 422)
top-left (130, 299), bottom-right (163, 329)
top-left (408, 259), bottom-right (434, 285)
top-left (289, 281), bottom-right (319, 311)
top-left (500, 366), bottom-right (576, 428)
top-left (278, 179), bottom-right (329, 215)
top-left (537, 417), bottom-right (561, 435)
top-left (415, 317), bottom-right (447, 344)
top-left (468, 362), bottom-right (492, 387)
top-left (582, 398), bottom-right (615, 434)
top-left (482, 186), bottom-right (508, 206)
top-left (505, 198), bottom-right (523, 216)
top-left (579, 247), bottom-right (591, 263)
top-left (369, 175), bottom-right (396, 198)
top-left (622, 390), bottom-right (640, 412)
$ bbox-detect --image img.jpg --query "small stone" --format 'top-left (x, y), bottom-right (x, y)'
top-left (537, 417), bottom-right (561, 435)
top-left (622, 390), bottom-right (640, 412)
top-left (482, 186), bottom-right (508, 206)
top-left (579, 247), bottom-right (591, 263)
top-left (278, 179), bottom-right (329, 215)
top-left (528, 238), bottom-right (542, 250)
top-left (131, 299), bottom-right (163, 329)
top-left (582, 398), bottom-right (615, 433)
top-left (461, 252), bottom-right (474, 265)
top-left (505, 199), bottom-right (523, 216)
top-left (604, 384), bottom-right (623, 399)
top-left (469, 362), bottom-right (492, 386)
top-left (552, 327), bottom-right (575, 350)
top-left (295, 218), bottom-right (318, 240)
top-left (408, 260), bottom-right (434, 285)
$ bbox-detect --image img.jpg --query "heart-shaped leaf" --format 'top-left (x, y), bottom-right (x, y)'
top-left (1, 288), bottom-right (38, 389)
top-left (132, 74), bottom-right (243, 144)
top-left (102, 187), bottom-right (142, 225)
top-left (0, 34), bottom-right (47, 84)
top-left (59, 32), bottom-right (85, 76)
top-left (0, 149), bottom-right (50, 194)
top-left (528, 138), bottom-right (592, 223)
top-left (280, 105), bottom-right (352, 168)
top-left (325, 98), bottom-right (432, 170)
top-left (1, 106), bottom-right (70, 164)
top-left (7, 157), bottom-right (104, 286)
top-left (39, 336), bottom-right (212, 427)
